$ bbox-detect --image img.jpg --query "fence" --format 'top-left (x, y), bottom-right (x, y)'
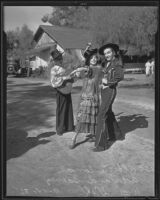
top-left (124, 63), bottom-right (145, 74)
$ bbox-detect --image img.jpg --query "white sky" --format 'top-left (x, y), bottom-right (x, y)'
top-left (4, 6), bottom-right (53, 33)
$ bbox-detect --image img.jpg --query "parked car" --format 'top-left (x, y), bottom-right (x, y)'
top-left (16, 66), bottom-right (32, 77)
top-left (7, 57), bottom-right (16, 75)
top-left (7, 57), bottom-right (32, 77)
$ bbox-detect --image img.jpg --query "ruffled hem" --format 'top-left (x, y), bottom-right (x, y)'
top-left (75, 122), bottom-right (97, 135)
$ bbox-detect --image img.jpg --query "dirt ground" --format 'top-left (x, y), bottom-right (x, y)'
top-left (6, 74), bottom-right (155, 197)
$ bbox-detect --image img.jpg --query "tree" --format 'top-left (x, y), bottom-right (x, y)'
top-left (6, 28), bottom-right (20, 55)
top-left (18, 25), bottom-right (34, 52)
top-left (89, 6), bottom-right (158, 54)
top-left (6, 24), bottom-right (34, 59)
top-left (42, 6), bottom-right (90, 29)
top-left (42, 6), bottom-right (158, 55)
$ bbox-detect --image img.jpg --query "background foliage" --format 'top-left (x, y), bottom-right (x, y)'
top-left (6, 24), bottom-right (34, 59)
top-left (42, 6), bottom-right (157, 55)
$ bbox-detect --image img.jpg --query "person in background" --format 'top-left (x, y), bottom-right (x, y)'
top-left (145, 59), bottom-right (152, 77)
top-left (93, 43), bottom-right (124, 152)
top-left (150, 58), bottom-right (155, 75)
top-left (50, 47), bottom-right (74, 136)
top-left (69, 48), bottom-right (102, 149)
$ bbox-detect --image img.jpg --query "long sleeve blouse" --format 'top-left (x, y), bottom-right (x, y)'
top-left (50, 65), bottom-right (66, 88)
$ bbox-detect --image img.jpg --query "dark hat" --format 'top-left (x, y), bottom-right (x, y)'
top-left (99, 43), bottom-right (119, 55)
top-left (84, 48), bottom-right (98, 59)
top-left (50, 49), bottom-right (62, 60)
top-left (83, 48), bottom-right (98, 66)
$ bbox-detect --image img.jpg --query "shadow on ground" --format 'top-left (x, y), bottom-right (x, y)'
top-left (101, 113), bottom-right (149, 151)
top-left (7, 84), bottom-right (56, 99)
top-left (117, 114), bottom-right (148, 138)
top-left (7, 82), bottom-right (58, 160)
top-left (7, 80), bottom-right (15, 85)
top-left (7, 84), bottom-right (57, 130)
top-left (7, 129), bottom-right (56, 160)
top-left (119, 83), bottom-right (154, 89)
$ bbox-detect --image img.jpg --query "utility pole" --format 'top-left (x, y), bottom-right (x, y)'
top-left (26, 57), bottom-right (30, 77)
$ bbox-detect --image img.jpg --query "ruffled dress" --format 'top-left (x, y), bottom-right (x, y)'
top-left (75, 66), bottom-right (102, 135)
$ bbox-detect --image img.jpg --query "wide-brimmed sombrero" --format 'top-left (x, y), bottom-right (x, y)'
top-left (83, 48), bottom-right (98, 65)
top-left (99, 43), bottom-right (119, 55)
top-left (50, 49), bottom-right (63, 60)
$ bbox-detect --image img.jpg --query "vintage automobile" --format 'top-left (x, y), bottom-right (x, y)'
top-left (16, 66), bottom-right (32, 77)
top-left (7, 57), bottom-right (16, 75)
top-left (7, 57), bottom-right (32, 77)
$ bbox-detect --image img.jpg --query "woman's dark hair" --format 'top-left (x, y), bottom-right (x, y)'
top-left (85, 53), bottom-right (100, 66)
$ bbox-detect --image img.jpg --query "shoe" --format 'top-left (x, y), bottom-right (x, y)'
top-left (117, 135), bottom-right (125, 141)
top-left (56, 132), bottom-right (63, 136)
top-left (107, 137), bottom-right (116, 141)
top-left (69, 140), bottom-right (76, 149)
top-left (91, 146), bottom-right (105, 152)
top-left (86, 134), bottom-right (93, 138)
top-left (88, 137), bottom-right (95, 142)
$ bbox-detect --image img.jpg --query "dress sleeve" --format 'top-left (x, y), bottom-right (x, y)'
top-left (50, 66), bottom-right (64, 88)
top-left (72, 67), bottom-right (90, 79)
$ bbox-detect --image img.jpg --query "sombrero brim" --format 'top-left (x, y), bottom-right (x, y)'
top-left (99, 43), bottom-right (119, 55)
top-left (51, 49), bottom-right (63, 60)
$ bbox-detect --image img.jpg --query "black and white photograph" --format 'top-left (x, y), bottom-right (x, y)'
top-left (1, 1), bottom-right (160, 199)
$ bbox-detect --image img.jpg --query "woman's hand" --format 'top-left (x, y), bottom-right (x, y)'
top-left (99, 84), bottom-right (103, 89)
top-left (102, 78), bottom-right (108, 85)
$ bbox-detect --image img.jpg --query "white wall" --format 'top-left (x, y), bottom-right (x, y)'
top-left (32, 32), bottom-right (64, 69)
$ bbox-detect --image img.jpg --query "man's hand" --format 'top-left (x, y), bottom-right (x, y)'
top-left (63, 75), bottom-right (71, 80)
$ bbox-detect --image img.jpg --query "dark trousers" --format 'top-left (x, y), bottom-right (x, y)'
top-left (56, 90), bottom-right (74, 134)
top-left (95, 87), bottom-right (122, 148)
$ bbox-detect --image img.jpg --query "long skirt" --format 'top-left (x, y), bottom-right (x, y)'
top-left (76, 96), bottom-right (99, 135)
top-left (95, 87), bottom-right (123, 148)
top-left (56, 90), bottom-right (74, 134)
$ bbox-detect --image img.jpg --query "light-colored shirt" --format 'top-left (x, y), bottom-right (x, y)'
top-left (102, 62), bottom-right (110, 89)
top-left (145, 61), bottom-right (152, 75)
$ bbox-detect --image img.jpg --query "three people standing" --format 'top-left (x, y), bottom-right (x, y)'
top-left (50, 43), bottom-right (124, 151)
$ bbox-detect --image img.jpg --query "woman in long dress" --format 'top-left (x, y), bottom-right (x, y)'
top-left (69, 48), bottom-right (102, 149)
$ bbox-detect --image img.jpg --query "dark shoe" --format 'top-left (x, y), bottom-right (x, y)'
top-left (88, 137), bottom-right (95, 142)
top-left (108, 137), bottom-right (116, 141)
top-left (91, 146), bottom-right (105, 152)
top-left (117, 135), bottom-right (125, 141)
top-left (86, 134), bottom-right (93, 138)
top-left (56, 132), bottom-right (63, 136)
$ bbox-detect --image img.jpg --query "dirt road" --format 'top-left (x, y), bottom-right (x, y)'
top-left (6, 75), bottom-right (154, 197)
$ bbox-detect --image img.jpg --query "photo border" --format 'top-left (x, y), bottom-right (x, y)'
top-left (1, 1), bottom-right (160, 200)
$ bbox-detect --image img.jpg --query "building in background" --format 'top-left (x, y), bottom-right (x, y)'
top-left (25, 25), bottom-right (96, 70)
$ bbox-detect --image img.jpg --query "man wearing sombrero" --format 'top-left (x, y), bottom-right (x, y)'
top-left (93, 43), bottom-right (124, 152)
